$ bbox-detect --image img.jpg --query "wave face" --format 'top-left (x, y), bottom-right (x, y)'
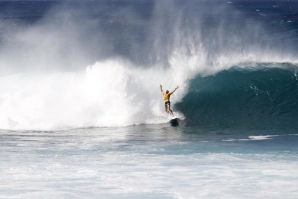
top-left (176, 64), bottom-right (298, 130)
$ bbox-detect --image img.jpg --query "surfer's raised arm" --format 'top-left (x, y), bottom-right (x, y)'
top-left (160, 84), bottom-right (164, 94)
top-left (171, 86), bottom-right (179, 94)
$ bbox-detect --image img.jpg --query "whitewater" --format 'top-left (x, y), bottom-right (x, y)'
top-left (1, 0), bottom-right (298, 198)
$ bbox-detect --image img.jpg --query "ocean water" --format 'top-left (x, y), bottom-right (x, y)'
top-left (1, 0), bottom-right (298, 198)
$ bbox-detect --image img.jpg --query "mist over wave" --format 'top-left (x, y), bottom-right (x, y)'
top-left (0, 0), bottom-right (297, 130)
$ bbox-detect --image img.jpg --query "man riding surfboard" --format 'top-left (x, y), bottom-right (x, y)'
top-left (160, 85), bottom-right (179, 116)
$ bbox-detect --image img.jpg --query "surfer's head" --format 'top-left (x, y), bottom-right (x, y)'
top-left (166, 90), bottom-right (169, 94)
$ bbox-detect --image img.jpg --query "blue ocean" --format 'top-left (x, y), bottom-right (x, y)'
top-left (1, 0), bottom-right (298, 198)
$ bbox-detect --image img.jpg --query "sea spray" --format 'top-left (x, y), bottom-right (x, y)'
top-left (0, 60), bottom-right (187, 130)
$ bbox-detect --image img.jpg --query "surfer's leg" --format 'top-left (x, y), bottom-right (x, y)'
top-left (165, 102), bottom-right (168, 113)
top-left (165, 102), bottom-right (170, 113)
top-left (168, 104), bottom-right (174, 116)
top-left (165, 107), bottom-right (169, 113)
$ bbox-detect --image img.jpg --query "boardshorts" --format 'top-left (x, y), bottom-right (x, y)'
top-left (165, 101), bottom-right (170, 108)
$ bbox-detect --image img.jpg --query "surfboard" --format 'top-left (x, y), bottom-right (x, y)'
top-left (170, 118), bottom-right (179, 126)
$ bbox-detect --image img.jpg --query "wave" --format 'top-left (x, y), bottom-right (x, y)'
top-left (1, 62), bottom-right (297, 130)
top-left (0, 1), bottom-right (298, 130)
top-left (176, 63), bottom-right (298, 130)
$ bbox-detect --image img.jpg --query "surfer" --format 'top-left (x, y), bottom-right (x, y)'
top-left (160, 85), bottom-right (179, 116)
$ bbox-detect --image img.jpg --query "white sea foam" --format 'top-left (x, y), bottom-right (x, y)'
top-left (223, 135), bottom-right (280, 142)
top-left (249, 135), bottom-right (277, 140)
top-left (1, 129), bottom-right (298, 199)
top-left (0, 60), bottom-right (188, 130)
